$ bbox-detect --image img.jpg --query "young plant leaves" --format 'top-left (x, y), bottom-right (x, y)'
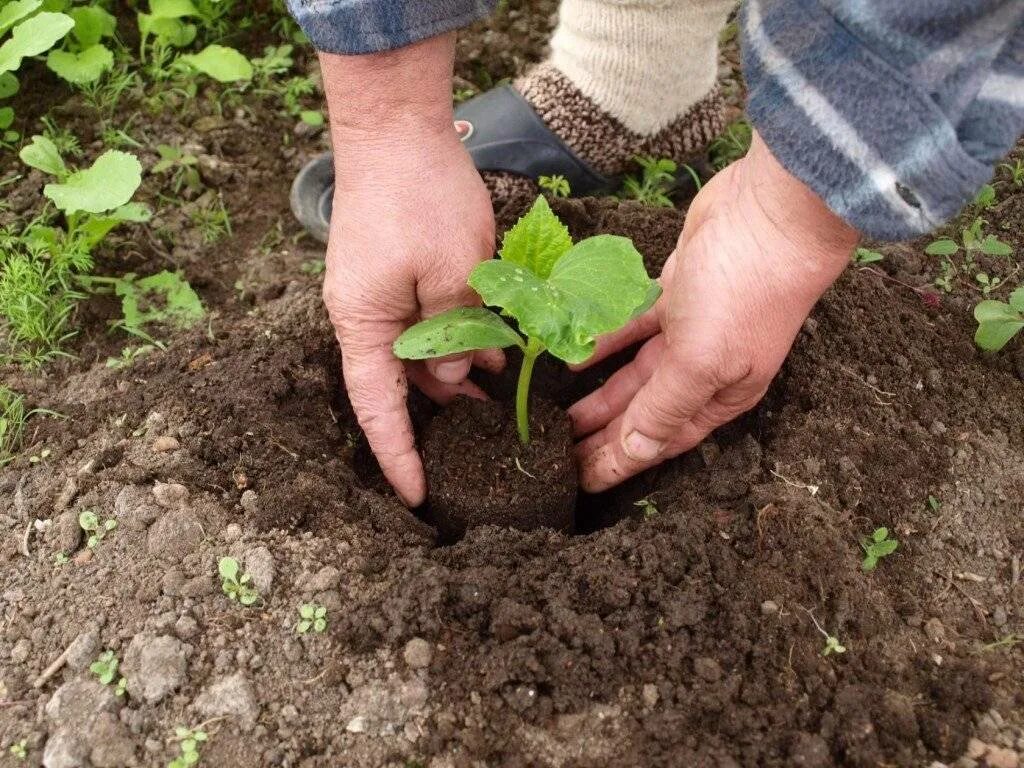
top-left (0, 0), bottom-right (42, 36)
top-left (499, 195), bottom-right (572, 279)
top-left (179, 45), bottom-right (253, 82)
top-left (115, 271), bottom-right (205, 334)
top-left (974, 289), bottom-right (1024, 352)
top-left (0, 12), bottom-right (74, 75)
top-left (19, 134), bottom-right (66, 178)
top-left (393, 307), bottom-right (525, 359)
top-left (44, 150), bottom-right (142, 214)
top-left (47, 44), bottom-right (113, 84)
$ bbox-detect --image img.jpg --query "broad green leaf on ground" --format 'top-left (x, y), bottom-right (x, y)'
top-left (393, 307), bottom-right (525, 359)
top-left (0, 0), bottom-right (41, 36)
top-left (499, 195), bottom-right (573, 279)
top-left (0, 106), bottom-right (13, 129)
top-left (149, 0), bottom-right (198, 19)
top-left (974, 300), bottom-right (1024, 351)
top-left (0, 12), bottom-right (73, 75)
top-left (47, 43), bottom-right (112, 84)
top-left (924, 239), bottom-right (959, 256)
top-left (44, 150), bottom-right (142, 214)
top-left (0, 71), bottom-right (18, 98)
top-left (68, 5), bottom-right (116, 48)
top-left (81, 203), bottom-right (152, 246)
top-left (19, 134), bottom-right (66, 177)
top-left (979, 235), bottom-right (1012, 257)
top-left (138, 15), bottom-right (196, 47)
top-left (1010, 287), bottom-right (1024, 312)
top-left (116, 271), bottom-right (204, 333)
top-left (179, 45), bottom-right (252, 82)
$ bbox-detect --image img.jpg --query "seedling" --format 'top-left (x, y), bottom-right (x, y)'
top-left (806, 611), bottom-right (847, 657)
top-left (974, 287), bottom-right (1024, 352)
top-left (973, 183), bottom-right (997, 209)
top-left (709, 118), bottom-right (752, 170)
top-left (853, 247), bottom-right (884, 265)
top-left (153, 144), bottom-right (202, 194)
top-left (218, 556), bottom-right (259, 606)
top-left (106, 343), bottom-right (162, 370)
top-left (53, 551), bottom-right (68, 566)
top-left (0, 385), bottom-right (28, 467)
top-left (295, 603), bottom-right (327, 634)
top-left (634, 496), bottom-right (659, 520)
top-left (79, 509), bottom-right (117, 548)
top-left (168, 726), bottom-right (208, 768)
top-left (999, 159), bottom-right (1024, 187)
top-left (86, 271), bottom-right (205, 340)
top-left (45, 4), bottom-right (117, 86)
top-left (9, 739), bottom-right (26, 760)
top-left (189, 195), bottom-right (232, 244)
top-left (394, 196), bottom-right (660, 443)
top-left (860, 527), bottom-right (898, 572)
top-left (927, 495), bottom-right (941, 512)
top-left (538, 174), bottom-right (570, 199)
top-left (90, 650), bottom-right (127, 696)
top-left (621, 156), bottom-right (676, 207)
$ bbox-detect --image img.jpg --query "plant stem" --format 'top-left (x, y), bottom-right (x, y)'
top-left (516, 339), bottom-right (544, 445)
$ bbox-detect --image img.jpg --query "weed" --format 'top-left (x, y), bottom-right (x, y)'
top-left (974, 287), bottom-right (1024, 352)
top-left (926, 216), bottom-right (1013, 292)
top-left (87, 270), bottom-right (205, 340)
top-left (860, 527), bottom-right (898, 572)
top-left (999, 159), bottom-right (1024, 187)
top-left (168, 727), bottom-right (208, 768)
top-left (79, 509), bottom-right (117, 548)
top-left (709, 118), bottom-right (752, 170)
top-left (53, 551), bottom-right (68, 566)
top-left (39, 116), bottom-right (81, 157)
top-left (927, 495), bottom-right (941, 512)
top-left (218, 556), bottom-right (259, 605)
top-left (538, 174), bottom-right (570, 199)
top-left (90, 650), bottom-right (127, 696)
top-left (153, 144), bottom-right (202, 194)
top-left (300, 259), bottom-right (325, 276)
top-left (634, 496), bottom-right (659, 520)
top-left (806, 611), bottom-right (847, 657)
top-left (395, 196), bottom-right (659, 443)
top-left (190, 195), bottom-right (232, 243)
top-left (295, 603), bottom-right (327, 634)
top-left (106, 343), bottom-right (162, 369)
top-left (853, 247), bottom-right (884, 265)
top-left (0, 385), bottom-right (27, 468)
top-left (9, 739), bottom-right (26, 760)
top-left (620, 156), bottom-right (676, 208)
top-left (973, 183), bottom-right (997, 209)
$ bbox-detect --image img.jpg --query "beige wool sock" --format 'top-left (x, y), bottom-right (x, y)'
top-left (549, 0), bottom-right (736, 136)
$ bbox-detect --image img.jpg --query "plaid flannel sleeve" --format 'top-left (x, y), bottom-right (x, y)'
top-left (285, 0), bottom-right (498, 55)
top-left (741, 0), bottom-right (1024, 240)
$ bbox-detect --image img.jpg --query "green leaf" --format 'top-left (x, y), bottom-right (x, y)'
top-left (0, 71), bottom-right (18, 98)
top-left (393, 307), bottom-right (525, 360)
top-left (19, 134), bottom-right (65, 176)
top-left (1009, 287), bottom-right (1024, 312)
top-left (973, 183), bottom-right (996, 208)
top-left (871, 539), bottom-right (898, 557)
top-left (0, 0), bottom-right (42, 36)
top-left (149, 0), bottom-right (198, 19)
top-left (974, 299), bottom-right (1024, 352)
top-left (979, 235), bottom-right (1012, 257)
top-left (46, 43), bottom-right (113, 84)
top-left (0, 12), bottom-right (73, 75)
top-left (0, 105), bottom-right (12, 129)
top-left (924, 238), bottom-right (959, 256)
top-left (872, 527), bottom-right (888, 543)
top-left (81, 203), bottom-right (152, 247)
top-left (44, 149), bottom-right (142, 214)
top-left (499, 195), bottom-right (573, 279)
top-left (299, 110), bottom-right (323, 127)
top-left (218, 556), bottom-right (238, 580)
top-left (179, 45), bottom-right (252, 82)
top-left (68, 5), bottom-right (116, 48)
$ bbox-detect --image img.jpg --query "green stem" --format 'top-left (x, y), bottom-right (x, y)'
top-left (515, 339), bottom-right (544, 445)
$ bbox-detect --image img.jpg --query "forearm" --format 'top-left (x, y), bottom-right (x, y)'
top-left (320, 33), bottom-right (458, 173)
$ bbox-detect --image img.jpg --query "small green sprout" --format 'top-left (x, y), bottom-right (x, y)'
top-left (709, 118), bottom-right (752, 170)
top-left (853, 247), bottom-right (884, 265)
top-left (634, 496), bottom-right (659, 520)
top-left (621, 156), bottom-right (676, 208)
top-left (806, 611), bottom-right (847, 657)
top-left (29, 448), bottom-right (52, 464)
top-left (1000, 159), bottom-right (1024, 187)
top-left (973, 183), bottom-right (997, 209)
top-left (393, 197), bottom-right (660, 444)
top-left (295, 603), bottom-right (327, 634)
top-left (860, 527), bottom-right (899, 572)
top-left (9, 739), bottom-right (27, 760)
top-left (90, 650), bottom-right (127, 695)
top-left (538, 174), bottom-right (570, 199)
top-left (974, 287), bottom-right (1024, 352)
top-left (927, 495), bottom-right (941, 512)
top-left (79, 510), bottom-right (117, 548)
top-left (53, 551), bottom-right (69, 566)
top-left (218, 556), bottom-right (259, 606)
top-left (168, 727), bottom-right (208, 768)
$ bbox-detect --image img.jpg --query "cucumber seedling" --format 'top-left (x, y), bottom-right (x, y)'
top-left (974, 287), bottom-right (1024, 352)
top-left (394, 196), bottom-right (660, 444)
top-left (218, 556), bottom-right (259, 606)
top-left (860, 527), bottom-right (898, 572)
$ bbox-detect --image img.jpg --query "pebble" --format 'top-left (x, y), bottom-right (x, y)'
top-left (42, 730), bottom-right (88, 768)
top-left (53, 477), bottom-right (78, 512)
top-left (88, 712), bottom-right (137, 768)
top-left (151, 435), bottom-right (180, 453)
top-left (346, 715), bottom-right (368, 734)
top-left (10, 638), bottom-right (30, 664)
top-left (240, 490), bottom-right (258, 513)
top-left (46, 511), bottom-right (83, 555)
top-left (760, 600), bottom-right (780, 615)
top-left (924, 617), bottom-right (946, 644)
top-left (46, 679), bottom-right (118, 729)
top-left (222, 523), bottom-right (243, 543)
top-left (194, 672), bottom-right (260, 730)
top-left (174, 615), bottom-right (199, 640)
top-left (65, 631), bottom-right (100, 671)
top-left (642, 683), bottom-right (659, 707)
top-left (403, 638), bottom-right (433, 670)
top-left (992, 606), bottom-right (1008, 627)
top-left (244, 546), bottom-right (275, 594)
top-left (123, 633), bottom-right (188, 704)
top-left (694, 657), bottom-right (723, 682)
top-left (152, 482), bottom-right (189, 508)
top-left (147, 509), bottom-right (204, 560)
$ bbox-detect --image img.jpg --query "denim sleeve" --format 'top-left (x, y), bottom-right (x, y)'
top-left (740, 0), bottom-right (1024, 240)
top-left (285, 0), bottom-right (498, 55)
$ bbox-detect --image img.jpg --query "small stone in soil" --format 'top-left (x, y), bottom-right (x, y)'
top-left (403, 638), bottom-right (433, 670)
top-left (193, 672), bottom-right (260, 729)
top-left (123, 633), bottom-right (188, 704)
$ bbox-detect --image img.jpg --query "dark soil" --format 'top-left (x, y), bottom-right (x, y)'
top-left (0, 3), bottom-right (1022, 767)
top-left (422, 397), bottom-right (577, 540)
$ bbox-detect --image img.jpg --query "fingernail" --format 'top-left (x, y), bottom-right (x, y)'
top-left (434, 359), bottom-right (470, 384)
top-left (623, 431), bottom-right (663, 462)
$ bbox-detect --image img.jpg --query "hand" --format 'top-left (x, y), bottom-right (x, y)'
top-left (318, 37), bottom-right (500, 507)
top-left (569, 134), bottom-right (859, 493)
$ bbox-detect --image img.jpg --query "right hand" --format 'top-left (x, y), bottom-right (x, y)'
top-left (323, 128), bottom-right (499, 507)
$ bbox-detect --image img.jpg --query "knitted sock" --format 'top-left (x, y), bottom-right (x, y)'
top-left (483, 0), bottom-right (734, 201)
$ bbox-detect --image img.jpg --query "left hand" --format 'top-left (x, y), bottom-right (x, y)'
top-left (569, 134), bottom-right (859, 493)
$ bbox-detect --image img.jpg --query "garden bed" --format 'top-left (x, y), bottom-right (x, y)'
top-left (0, 2), bottom-right (1022, 767)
